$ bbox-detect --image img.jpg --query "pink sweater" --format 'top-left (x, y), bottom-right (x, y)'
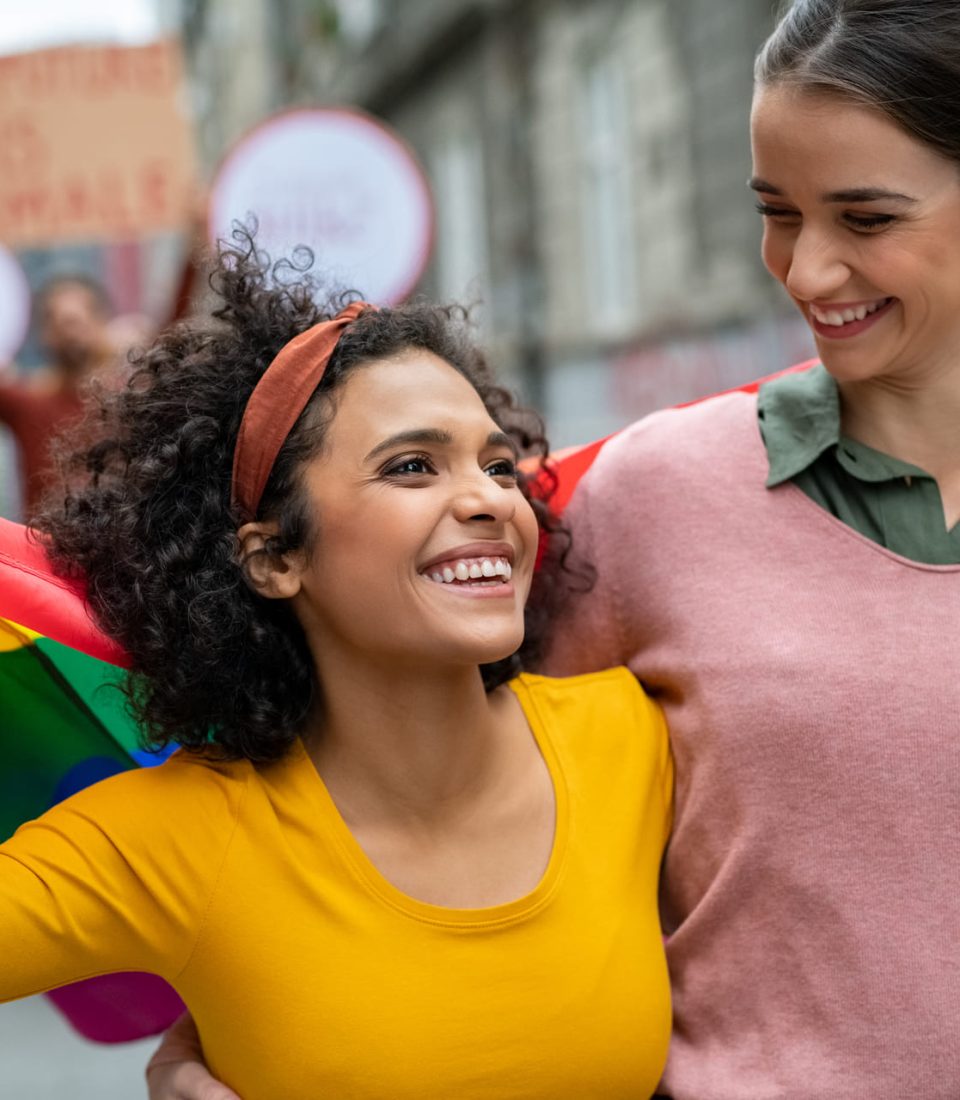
top-left (543, 391), bottom-right (960, 1099)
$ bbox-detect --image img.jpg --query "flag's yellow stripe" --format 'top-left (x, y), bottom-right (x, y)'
top-left (0, 617), bottom-right (42, 652)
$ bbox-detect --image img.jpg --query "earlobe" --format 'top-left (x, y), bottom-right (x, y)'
top-left (236, 522), bottom-right (303, 600)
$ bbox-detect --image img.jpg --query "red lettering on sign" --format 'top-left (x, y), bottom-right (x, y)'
top-left (62, 178), bottom-right (94, 223)
top-left (0, 117), bottom-right (48, 179)
top-left (139, 161), bottom-right (172, 220)
top-left (0, 187), bottom-right (53, 236)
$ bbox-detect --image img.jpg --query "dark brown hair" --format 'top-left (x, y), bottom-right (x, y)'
top-left (756, 0), bottom-right (960, 163)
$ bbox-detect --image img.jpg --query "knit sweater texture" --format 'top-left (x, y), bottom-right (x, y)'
top-left (543, 390), bottom-right (960, 1099)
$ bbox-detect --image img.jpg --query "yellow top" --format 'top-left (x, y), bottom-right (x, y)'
top-left (0, 669), bottom-right (672, 1099)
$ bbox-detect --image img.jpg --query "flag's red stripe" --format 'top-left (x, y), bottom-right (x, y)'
top-left (0, 518), bottom-right (129, 668)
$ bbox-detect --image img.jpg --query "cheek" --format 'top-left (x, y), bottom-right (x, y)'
top-left (517, 498), bottom-right (542, 575)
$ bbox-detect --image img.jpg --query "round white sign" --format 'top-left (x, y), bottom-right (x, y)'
top-left (0, 246), bottom-right (31, 363)
top-left (208, 108), bottom-right (434, 305)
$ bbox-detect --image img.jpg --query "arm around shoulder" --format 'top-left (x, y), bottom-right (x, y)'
top-left (147, 1012), bottom-right (243, 1100)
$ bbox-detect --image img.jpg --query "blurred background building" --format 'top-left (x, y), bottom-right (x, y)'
top-left (178, 0), bottom-right (814, 446)
top-left (1, 0), bottom-right (816, 511)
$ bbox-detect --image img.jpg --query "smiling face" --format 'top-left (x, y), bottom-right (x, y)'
top-left (750, 83), bottom-right (960, 387)
top-left (279, 349), bottom-right (539, 677)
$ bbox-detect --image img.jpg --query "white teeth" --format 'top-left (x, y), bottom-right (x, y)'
top-left (811, 299), bottom-right (888, 326)
top-left (424, 557), bottom-right (513, 585)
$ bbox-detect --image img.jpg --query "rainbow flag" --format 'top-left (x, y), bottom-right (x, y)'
top-left (0, 518), bottom-right (184, 1042)
top-left (0, 361), bottom-right (817, 1042)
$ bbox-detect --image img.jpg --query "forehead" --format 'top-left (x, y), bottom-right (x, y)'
top-left (750, 83), bottom-right (952, 186)
top-left (329, 349), bottom-right (496, 445)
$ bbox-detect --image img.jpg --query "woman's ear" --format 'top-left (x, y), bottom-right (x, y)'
top-left (236, 522), bottom-right (303, 600)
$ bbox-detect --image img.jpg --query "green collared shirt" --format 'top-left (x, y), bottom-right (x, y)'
top-left (758, 363), bottom-right (960, 564)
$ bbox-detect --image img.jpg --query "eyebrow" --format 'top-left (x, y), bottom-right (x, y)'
top-left (364, 428), bottom-right (517, 462)
top-left (748, 178), bottom-right (918, 204)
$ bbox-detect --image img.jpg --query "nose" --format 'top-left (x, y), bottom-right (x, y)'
top-left (451, 469), bottom-right (517, 525)
top-left (781, 225), bottom-right (851, 302)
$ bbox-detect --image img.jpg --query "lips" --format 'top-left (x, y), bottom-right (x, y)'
top-left (419, 541), bottom-right (515, 574)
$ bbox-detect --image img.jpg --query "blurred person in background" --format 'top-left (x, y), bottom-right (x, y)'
top-left (0, 274), bottom-right (117, 519)
top-left (149, 1), bottom-right (960, 1097)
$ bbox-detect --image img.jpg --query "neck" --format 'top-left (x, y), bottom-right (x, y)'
top-left (838, 369), bottom-right (960, 480)
top-left (54, 346), bottom-right (112, 390)
top-left (304, 653), bottom-right (520, 828)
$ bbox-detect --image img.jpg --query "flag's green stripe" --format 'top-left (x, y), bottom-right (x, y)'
top-left (0, 645), bottom-right (134, 841)
top-left (34, 636), bottom-right (141, 755)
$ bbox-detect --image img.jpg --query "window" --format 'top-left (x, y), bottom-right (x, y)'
top-left (577, 51), bottom-right (635, 331)
top-left (431, 127), bottom-right (490, 315)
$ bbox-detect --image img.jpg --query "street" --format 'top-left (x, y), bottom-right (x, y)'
top-left (0, 995), bottom-right (156, 1099)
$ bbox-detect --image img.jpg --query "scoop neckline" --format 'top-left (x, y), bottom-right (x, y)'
top-left (291, 675), bottom-right (569, 929)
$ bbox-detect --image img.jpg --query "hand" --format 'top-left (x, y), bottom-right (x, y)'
top-left (146, 1058), bottom-right (241, 1100)
top-left (145, 1012), bottom-right (241, 1100)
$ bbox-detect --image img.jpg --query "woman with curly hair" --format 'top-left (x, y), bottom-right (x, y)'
top-left (0, 235), bottom-right (673, 1099)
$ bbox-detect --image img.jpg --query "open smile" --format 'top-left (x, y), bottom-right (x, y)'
top-left (418, 543), bottom-right (517, 599)
top-left (807, 297), bottom-right (897, 339)
top-left (423, 555), bottom-right (513, 590)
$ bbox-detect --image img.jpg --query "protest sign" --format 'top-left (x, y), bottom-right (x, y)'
top-left (208, 108), bottom-right (434, 305)
top-left (0, 40), bottom-right (196, 246)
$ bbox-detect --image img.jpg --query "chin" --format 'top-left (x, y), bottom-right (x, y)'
top-left (815, 346), bottom-right (888, 385)
top-left (456, 631), bottom-right (526, 669)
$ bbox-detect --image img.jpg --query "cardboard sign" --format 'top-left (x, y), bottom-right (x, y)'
top-left (0, 40), bottom-right (196, 246)
top-left (209, 108), bottom-right (434, 305)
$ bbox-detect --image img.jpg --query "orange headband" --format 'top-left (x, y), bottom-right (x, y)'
top-left (231, 300), bottom-right (373, 521)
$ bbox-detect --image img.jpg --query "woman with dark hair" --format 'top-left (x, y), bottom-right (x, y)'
top-left (552, 3), bottom-right (960, 1096)
top-left (0, 235), bottom-right (673, 1099)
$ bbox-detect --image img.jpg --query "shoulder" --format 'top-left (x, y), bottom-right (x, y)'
top-left (511, 671), bottom-right (671, 801)
top-left (564, 391), bottom-right (762, 541)
top-left (593, 391), bottom-right (757, 479)
top-left (511, 668), bottom-right (664, 738)
top-left (40, 751), bottom-right (252, 841)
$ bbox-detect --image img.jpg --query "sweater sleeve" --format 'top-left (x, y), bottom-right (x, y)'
top-left (0, 756), bottom-right (246, 1000)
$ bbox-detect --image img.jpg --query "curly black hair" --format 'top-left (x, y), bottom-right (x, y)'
top-left (37, 230), bottom-right (589, 763)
